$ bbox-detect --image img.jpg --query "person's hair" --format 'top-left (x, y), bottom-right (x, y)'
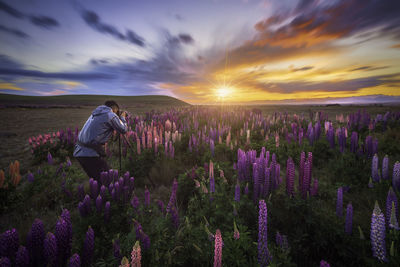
top-left (104, 100), bottom-right (119, 112)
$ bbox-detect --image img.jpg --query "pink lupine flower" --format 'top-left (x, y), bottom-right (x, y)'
top-left (213, 229), bottom-right (223, 267)
top-left (131, 241), bottom-right (141, 267)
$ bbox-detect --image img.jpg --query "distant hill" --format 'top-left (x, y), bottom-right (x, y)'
top-left (0, 94), bottom-right (190, 108)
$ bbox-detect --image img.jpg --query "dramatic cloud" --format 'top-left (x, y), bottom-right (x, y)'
top-left (253, 0), bottom-right (400, 48)
top-left (291, 66), bottom-right (314, 72)
top-left (0, 82), bottom-right (24, 91)
top-left (0, 1), bottom-right (60, 30)
top-left (29, 16), bottom-right (59, 29)
top-left (0, 25), bottom-right (29, 39)
top-left (81, 10), bottom-right (145, 47)
top-left (0, 68), bottom-right (115, 81)
top-left (249, 73), bottom-right (400, 94)
top-left (350, 66), bottom-right (389, 72)
top-left (0, 1), bottom-right (24, 18)
top-left (0, 54), bottom-right (24, 69)
top-left (178, 34), bottom-right (194, 44)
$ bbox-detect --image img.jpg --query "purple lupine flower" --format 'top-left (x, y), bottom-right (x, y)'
top-left (114, 182), bottom-right (120, 201)
top-left (66, 158), bottom-right (72, 167)
top-left (78, 202), bottom-right (86, 217)
top-left (44, 232), bottom-right (57, 266)
top-left (0, 228), bottom-right (19, 261)
top-left (371, 201), bottom-right (387, 262)
top-left (89, 179), bottom-right (99, 199)
top-left (145, 187), bottom-right (150, 206)
top-left (129, 177), bottom-right (135, 192)
top-left (371, 154), bottom-right (379, 182)
top-left (210, 139), bottom-right (215, 157)
top-left (0, 257), bottom-right (11, 267)
top-left (320, 260), bottom-right (330, 267)
top-left (170, 206), bottom-right (179, 228)
top-left (234, 182), bottom-right (240, 202)
top-left (258, 200), bottom-right (271, 266)
top-left (350, 131), bottom-right (358, 153)
top-left (68, 253), bottom-right (81, 267)
top-left (134, 222), bottom-right (150, 250)
top-left (393, 161), bottom-right (400, 191)
top-left (131, 196), bottom-right (140, 211)
top-left (166, 179), bottom-right (178, 214)
top-left (286, 157), bottom-right (295, 197)
top-left (302, 160), bottom-right (310, 199)
top-left (77, 184), bottom-right (85, 201)
top-left (55, 218), bottom-right (69, 264)
top-left (82, 227), bottom-right (94, 267)
top-left (27, 172), bottom-right (34, 183)
top-left (104, 201), bottom-right (111, 222)
top-left (214, 229), bottom-right (222, 267)
top-left (113, 239), bottom-right (122, 263)
top-left (382, 155), bottom-right (389, 180)
top-left (299, 151), bottom-right (305, 189)
top-left (28, 219), bottom-right (44, 264)
top-left (100, 185), bottom-right (107, 199)
top-left (47, 152), bottom-right (53, 165)
top-left (210, 175), bottom-right (215, 194)
top-left (386, 187), bottom-right (398, 226)
top-left (345, 203), bottom-right (353, 235)
top-left (336, 187), bottom-right (343, 217)
top-left (61, 209), bottom-right (72, 258)
top-left (83, 195), bottom-right (91, 215)
top-left (15, 246), bottom-right (29, 267)
top-left (96, 195), bottom-right (103, 213)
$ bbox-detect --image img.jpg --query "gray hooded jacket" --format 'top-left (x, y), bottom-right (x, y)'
top-left (73, 105), bottom-right (128, 157)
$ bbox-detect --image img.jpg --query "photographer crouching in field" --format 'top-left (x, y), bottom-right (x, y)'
top-left (73, 100), bottom-right (128, 180)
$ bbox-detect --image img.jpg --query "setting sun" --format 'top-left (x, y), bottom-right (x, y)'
top-left (216, 87), bottom-right (233, 99)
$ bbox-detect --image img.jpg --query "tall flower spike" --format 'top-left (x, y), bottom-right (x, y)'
top-left (15, 246), bottom-right (29, 267)
top-left (320, 260), bottom-right (330, 267)
top-left (234, 182), bottom-right (240, 202)
top-left (233, 221), bottom-right (240, 240)
top-left (131, 240), bottom-right (141, 267)
top-left (393, 162), bottom-right (400, 191)
top-left (166, 179), bottom-right (178, 214)
top-left (258, 200), bottom-right (271, 266)
top-left (371, 154), bottom-right (379, 182)
top-left (83, 227), bottom-right (94, 267)
top-left (386, 187), bottom-right (398, 226)
top-left (389, 202), bottom-right (399, 230)
top-left (68, 253), bottom-right (81, 267)
top-left (213, 229), bottom-right (222, 267)
top-left (370, 201), bottom-right (387, 262)
top-left (44, 232), bottom-right (57, 266)
top-left (336, 187), bottom-right (343, 217)
top-left (345, 203), bottom-right (353, 235)
top-left (382, 155), bottom-right (389, 180)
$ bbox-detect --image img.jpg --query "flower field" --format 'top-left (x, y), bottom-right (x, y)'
top-left (1, 106), bottom-right (400, 266)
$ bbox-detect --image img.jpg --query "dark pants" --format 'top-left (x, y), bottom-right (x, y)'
top-left (76, 157), bottom-right (110, 181)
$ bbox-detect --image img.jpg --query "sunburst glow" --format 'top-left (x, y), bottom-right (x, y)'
top-left (215, 86), bottom-right (234, 99)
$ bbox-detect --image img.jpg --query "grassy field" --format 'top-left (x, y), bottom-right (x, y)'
top-left (1, 95), bottom-right (400, 266)
top-left (1, 94), bottom-right (399, 172)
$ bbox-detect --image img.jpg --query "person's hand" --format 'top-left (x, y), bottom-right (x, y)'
top-left (120, 110), bottom-right (127, 118)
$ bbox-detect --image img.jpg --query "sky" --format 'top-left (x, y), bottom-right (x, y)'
top-left (0, 0), bottom-right (399, 104)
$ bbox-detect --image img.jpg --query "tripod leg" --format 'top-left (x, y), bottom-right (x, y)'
top-left (119, 134), bottom-right (122, 174)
